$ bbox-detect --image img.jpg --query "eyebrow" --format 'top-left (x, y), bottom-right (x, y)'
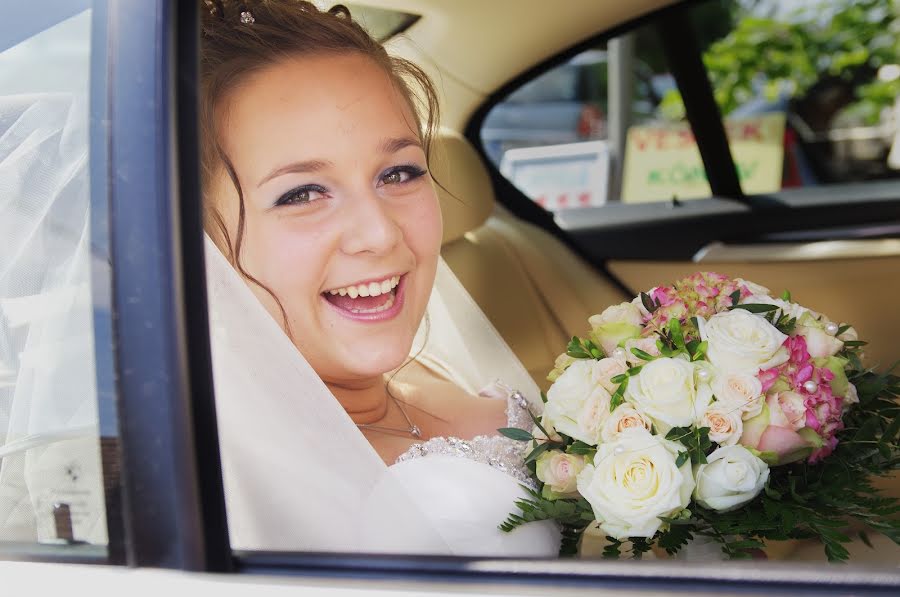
top-left (257, 136), bottom-right (422, 188)
top-left (257, 159), bottom-right (332, 188)
top-left (379, 136), bottom-right (422, 154)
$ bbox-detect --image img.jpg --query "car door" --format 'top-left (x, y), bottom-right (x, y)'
top-left (470, 0), bottom-right (900, 512)
top-left (472, 0), bottom-right (900, 373)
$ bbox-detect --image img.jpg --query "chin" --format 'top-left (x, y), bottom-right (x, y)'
top-left (344, 342), bottom-right (414, 378)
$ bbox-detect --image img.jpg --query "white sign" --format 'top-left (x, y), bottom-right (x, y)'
top-left (500, 141), bottom-right (610, 211)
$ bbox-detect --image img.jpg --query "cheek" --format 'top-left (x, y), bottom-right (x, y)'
top-left (241, 217), bottom-right (333, 314)
top-left (399, 191), bottom-right (443, 261)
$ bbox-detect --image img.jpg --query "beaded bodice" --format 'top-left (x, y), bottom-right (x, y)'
top-left (394, 385), bottom-right (536, 487)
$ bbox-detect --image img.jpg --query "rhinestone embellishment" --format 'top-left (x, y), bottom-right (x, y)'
top-left (240, 11), bottom-right (255, 24)
top-left (395, 385), bottom-right (538, 488)
top-left (410, 425), bottom-right (422, 438)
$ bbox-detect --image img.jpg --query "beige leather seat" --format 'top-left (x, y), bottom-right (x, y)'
top-left (432, 130), bottom-right (628, 390)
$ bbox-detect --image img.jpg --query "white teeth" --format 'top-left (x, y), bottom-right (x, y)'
top-left (350, 293), bottom-right (396, 314)
top-left (326, 275), bottom-right (401, 299)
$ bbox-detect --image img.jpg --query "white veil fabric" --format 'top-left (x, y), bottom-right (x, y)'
top-left (205, 235), bottom-right (550, 555)
top-left (0, 91), bottom-right (107, 544)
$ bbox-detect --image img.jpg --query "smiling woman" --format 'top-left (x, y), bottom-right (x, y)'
top-left (196, 0), bottom-right (560, 555)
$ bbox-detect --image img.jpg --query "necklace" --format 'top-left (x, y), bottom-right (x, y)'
top-left (355, 389), bottom-right (422, 439)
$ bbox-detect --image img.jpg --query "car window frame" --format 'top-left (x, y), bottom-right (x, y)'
top-left (9, 2), bottom-right (899, 594)
top-left (464, 1), bottom-right (900, 251)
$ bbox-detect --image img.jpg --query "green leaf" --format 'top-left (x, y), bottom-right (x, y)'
top-left (858, 530), bottom-right (874, 549)
top-left (566, 336), bottom-right (591, 359)
top-left (602, 537), bottom-right (623, 559)
top-left (675, 451), bottom-right (690, 468)
top-left (610, 373), bottom-right (628, 384)
top-left (880, 413), bottom-right (900, 446)
top-left (524, 441), bottom-right (552, 465)
top-left (568, 441), bottom-right (597, 457)
top-left (729, 289), bottom-right (741, 307)
top-left (630, 347), bottom-right (656, 362)
top-left (540, 391), bottom-right (548, 404)
top-left (497, 427), bottom-right (534, 442)
top-left (669, 318), bottom-right (686, 350)
top-left (731, 303), bottom-right (779, 313)
top-left (836, 324), bottom-right (851, 336)
top-left (692, 340), bottom-right (709, 361)
top-left (843, 340), bottom-right (868, 347)
top-left (780, 289), bottom-right (792, 302)
top-left (627, 365), bottom-right (644, 376)
top-left (640, 292), bottom-right (659, 314)
top-left (527, 409), bottom-right (552, 441)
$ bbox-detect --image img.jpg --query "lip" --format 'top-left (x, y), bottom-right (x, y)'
top-left (320, 273), bottom-right (407, 323)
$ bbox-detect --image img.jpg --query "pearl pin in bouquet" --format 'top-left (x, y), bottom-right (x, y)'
top-left (499, 272), bottom-right (899, 561)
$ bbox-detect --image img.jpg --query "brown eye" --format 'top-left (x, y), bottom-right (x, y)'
top-left (274, 185), bottom-right (327, 207)
top-left (382, 171), bottom-right (403, 185)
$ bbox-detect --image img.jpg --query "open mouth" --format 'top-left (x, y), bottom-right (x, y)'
top-left (321, 274), bottom-right (405, 320)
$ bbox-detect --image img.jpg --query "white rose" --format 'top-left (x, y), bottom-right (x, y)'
top-left (700, 404), bottom-right (743, 446)
top-left (577, 427), bottom-right (694, 539)
top-left (589, 302), bottom-right (644, 328)
top-left (623, 335), bottom-right (662, 365)
top-left (589, 302), bottom-right (643, 356)
top-left (625, 357), bottom-right (712, 433)
top-left (594, 355), bottom-right (629, 393)
top-left (536, 451), bottom-right (586, 495)
top-left (701, 309), bottom-right (789, 374)
top-left (712, 370), bottom-right (764, 420)
top-left (601, 404), bottom-right (653, 443)
top-left (548, 352), bottom-right (578, 382)
top-left (693, 445), bottom-right (769, 512)
top-left (796, 325), bottom-right (843, 358)
top-left (544, 360), bottom-right (612, 444)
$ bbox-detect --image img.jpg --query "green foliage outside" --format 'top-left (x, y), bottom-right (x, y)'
top-left (658, 0), bottom-right (900, 125)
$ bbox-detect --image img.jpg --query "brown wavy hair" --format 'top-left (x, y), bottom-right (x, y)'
top-left (199, 1), bottom-right (440, 331)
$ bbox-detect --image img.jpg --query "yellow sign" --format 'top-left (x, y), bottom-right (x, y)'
top-left (621, 113), bottom-right (786, 203)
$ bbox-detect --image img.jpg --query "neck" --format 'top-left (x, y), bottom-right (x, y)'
top-left (327, 377), bottom-right (391, 425)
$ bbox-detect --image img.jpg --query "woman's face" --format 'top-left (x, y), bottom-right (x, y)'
top-left (212, 53), bottom-right (442, 386)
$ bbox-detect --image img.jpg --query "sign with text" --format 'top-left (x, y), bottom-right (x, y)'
top-left (621, 113), bottom-right (786, 203)
top-left (500, 141), bottom-right (610, 211)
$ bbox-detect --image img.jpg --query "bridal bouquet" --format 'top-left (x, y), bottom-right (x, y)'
top-left (499, 272), bottom-right (899, 561)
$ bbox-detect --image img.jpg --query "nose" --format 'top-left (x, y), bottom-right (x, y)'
top-left (340, 190), bottom-right (402, 256)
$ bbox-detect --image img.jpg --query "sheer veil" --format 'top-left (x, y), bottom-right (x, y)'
top-left (205, 234), bottom-right (545, 554)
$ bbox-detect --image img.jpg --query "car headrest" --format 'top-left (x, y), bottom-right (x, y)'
top-left (430, 129), bottom-right (495, 245)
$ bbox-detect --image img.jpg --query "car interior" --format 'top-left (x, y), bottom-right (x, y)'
top-left (1, 0), bottom-right (899, 591)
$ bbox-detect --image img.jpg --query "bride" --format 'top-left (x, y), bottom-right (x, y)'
top-left (200, 1), bottom-right (559, 556)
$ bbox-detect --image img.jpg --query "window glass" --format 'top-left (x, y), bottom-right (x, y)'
top-left (686, 0), bottom-right (900, 192)
top-left (343, 3), bottom-right (418, 41)
top-left (0, 5), bottom-right (114, 554)
top-left (480, 30), bottom-right (686, 210)
top-left (484, 0), bottom-right (900, 211)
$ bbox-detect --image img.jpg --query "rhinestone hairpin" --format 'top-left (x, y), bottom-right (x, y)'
top-left (240, 10), bottom-right (255, 24)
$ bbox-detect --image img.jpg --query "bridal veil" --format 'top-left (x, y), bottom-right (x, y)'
top-left (206, 232), bottom-right (548, 554)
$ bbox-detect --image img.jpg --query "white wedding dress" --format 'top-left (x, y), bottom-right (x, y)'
top-left (206, 237), bottom-right (560, 557)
